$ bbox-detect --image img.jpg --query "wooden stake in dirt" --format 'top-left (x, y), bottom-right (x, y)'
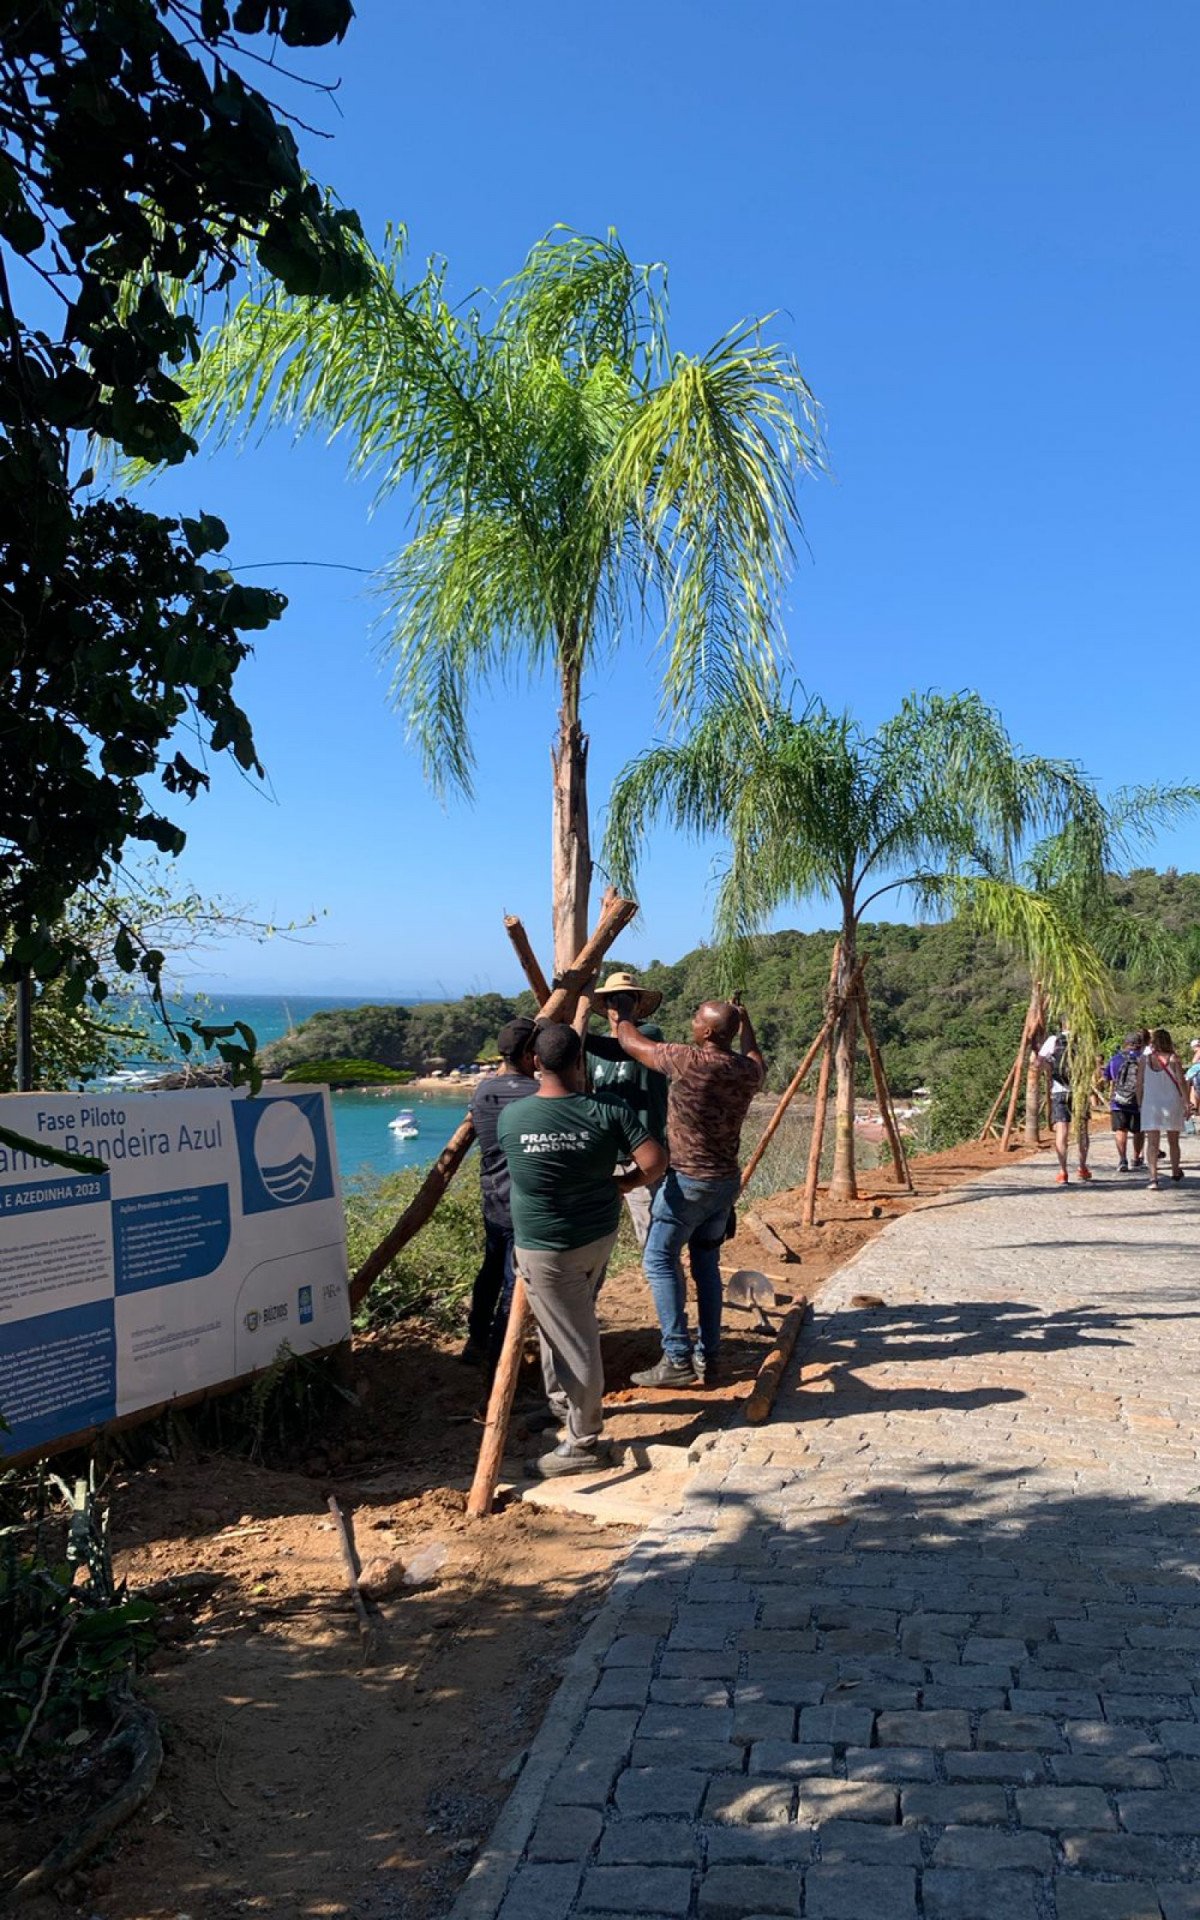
top-left (350, 1116), bottom-right (478, 1311)
top-left (977, 1051), bottom-right (1019, 1141)
top-left (743, 1211), bottom-right (801, 1265)
top-left (1000, 1001), bottom-right (1037, 1153)
top-left (466, 899), bottom-right (637, 1520)
top-left (466, 1273), bottom-right (531, 1519)
top-left (855, 979), bottom-right (914, 1192)
top-left (326, 1494), bottom-right (376, 1663)
top-left (800, 1031), bottom-right (834, 1230)
top-left (740, 1014), bottom-right (838, 1194)
top-left (744, 1299), bottom-right (808, 1426)
top-left (504, 915), bottom-right (552, 1006)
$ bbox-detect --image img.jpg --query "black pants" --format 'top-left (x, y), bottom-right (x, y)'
top-left (467, 1220), bottom-right (515, 1364)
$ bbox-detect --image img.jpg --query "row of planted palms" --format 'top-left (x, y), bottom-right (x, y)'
top-left (174, 228), bottom-right (1195, 1196)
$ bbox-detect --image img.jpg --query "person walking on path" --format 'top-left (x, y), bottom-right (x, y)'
top-left (1185, 1037), bottom-right (1200, 1128)
top-left (1103, 1032), bottom-right (1146, 1173)
top-left (460, 1017), bottom-right (538, 1369)
top-left (1038, 1022), bottom-right (1092, 1185)
top-left (1137, 1026), bottom-right (1188, 1187)
top-left (585, 970), bottom-right (669, 1249)
top-left (614, 999), bottom-right (764, 1388)
top-left (498, 1023), bottom-right (666, 1477)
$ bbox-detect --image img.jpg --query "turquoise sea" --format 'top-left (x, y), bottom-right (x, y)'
top-left (110, 992), bottom-right (468, 1185)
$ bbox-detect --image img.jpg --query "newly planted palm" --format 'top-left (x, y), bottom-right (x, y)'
top-left (605, 691), bottom-right (1109, 1197)
top-left (172, 229), bottom-right (822, 969)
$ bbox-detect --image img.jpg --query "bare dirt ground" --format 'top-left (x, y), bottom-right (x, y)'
top-left (1, 1138), bottom-right (1033, 1920)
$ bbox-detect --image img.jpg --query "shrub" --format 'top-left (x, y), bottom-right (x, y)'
top-left (346, 1169), bottom-right (484, 1329)
top-left (281, 1059), bottom-right (411, 1087)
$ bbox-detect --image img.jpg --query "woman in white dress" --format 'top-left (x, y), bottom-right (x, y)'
top-left (1137, 1027), bottom-right (1188, 1187)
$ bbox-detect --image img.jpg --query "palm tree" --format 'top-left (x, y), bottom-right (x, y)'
top-left (604, 690), bottom-right (1109, 1198)
top-left (172, 229), bottom-right (822, 972)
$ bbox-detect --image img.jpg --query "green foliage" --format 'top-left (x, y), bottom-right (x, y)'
top-left (263, 993), bottom-right (524, 1075)
top-left (0, 0), bottom-right (366, 1029)
top-left (347, 1169), bottom-right (485, 1329)
top-left (0, 1468), bottom-right (157, 1769)
top-left (282, 1058), bottom-right (412, 1086)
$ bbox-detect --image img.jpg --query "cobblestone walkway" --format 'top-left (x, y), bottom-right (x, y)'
top-left (449, 1155), bottom-right (1200, 1920)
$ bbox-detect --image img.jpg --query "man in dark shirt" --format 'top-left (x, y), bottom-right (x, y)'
top-left (498, 1023), bottom-right (666, 1476)
top-left (615, 999), bottom-right (764, 1387)
top-left (585, 970), bottom-right (669, 1248)
top-left (460, 1016), bottom-right (538, 1367)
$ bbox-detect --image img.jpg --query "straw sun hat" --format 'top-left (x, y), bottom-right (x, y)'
top-left (592, 969), bottom-right (663, 1018)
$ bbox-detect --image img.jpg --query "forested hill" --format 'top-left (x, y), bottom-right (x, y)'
top-left (262, 869), bottom-right (1200, 1144)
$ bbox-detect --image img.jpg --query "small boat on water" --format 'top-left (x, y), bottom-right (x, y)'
top-left (388, 1108), bottom-right (420, 1140)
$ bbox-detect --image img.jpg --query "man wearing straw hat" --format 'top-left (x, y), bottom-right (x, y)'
top-left (586, 970), bottom-right (669, 1248)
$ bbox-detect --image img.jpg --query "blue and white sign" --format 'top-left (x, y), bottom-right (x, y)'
top-left (0, 1086), bottom-right (351, 1460)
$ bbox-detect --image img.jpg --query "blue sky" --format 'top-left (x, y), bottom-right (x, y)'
top-left (138, 0), bottom-right (1200, 995)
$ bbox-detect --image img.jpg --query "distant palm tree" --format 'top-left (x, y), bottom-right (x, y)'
top-left (605, 690), bottom-right (1109, 1198)
top-left (173, 229), bottom-right (822, 971)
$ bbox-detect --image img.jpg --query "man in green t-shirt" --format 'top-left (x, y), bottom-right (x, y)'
top-left (585, 969), bottom-right (668, 1250)
top-left (498, 1022), bottom-right (666, 1477)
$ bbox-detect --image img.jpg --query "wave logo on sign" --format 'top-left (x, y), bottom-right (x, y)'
top-left (251, 1101), bottom-right (317, 1205)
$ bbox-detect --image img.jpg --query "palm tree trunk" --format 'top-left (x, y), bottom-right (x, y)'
top-left (551, 656), bottom-right (592, 976)
top-left (1023, 981), bottom-right (1047, 1146)
top-left (828, 917), bottom-right (859, 1200)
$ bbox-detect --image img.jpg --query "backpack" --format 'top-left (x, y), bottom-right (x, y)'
top-left (1112, 1049), bottom-right (1140, 1106)
top-left (1049, 1033), bottom-right (1070, 1088)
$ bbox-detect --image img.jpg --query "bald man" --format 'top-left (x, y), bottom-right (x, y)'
top-left (613, 999), bottom-right (764, 1387)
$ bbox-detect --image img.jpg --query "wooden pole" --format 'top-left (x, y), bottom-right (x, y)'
top-left (504, 915), bottom-right (552, 1006)
top-left (466, 1276), bottom-right (530, 1517)
top-left (466, 895), bottom-right (640, 1518)
top-left (801, 1029), bottom-right (835, 1229)
top-left (349, 1117), bottom-right (477, 1311)
top-left (977, 1052), bottom-right (1019, 1141)
top-left (538, 895), bottom-right (637, 1023)
top-left (855, 980), bottom-right (913, 1191)
top-left (999, 1005), bottom-right (1035, 1153)
top-left (744, 1299), bottom-right (808, 1426)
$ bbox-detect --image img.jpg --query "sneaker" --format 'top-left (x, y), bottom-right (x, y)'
top-left (1055, 1171), bottom-right (1069, 1185)
top-left (458, 1339), bottom-right (488, 1368)
top-left (1117, 1160), bottom-right (1130, 1173)
top-left (1078, 1166), bottom-right (1093, 1181)
top-left (1133, 1157), bottom-right (1146, 1170)
top-left (692, 1353), bottom-right (721, 1387)
top-left (630, 1355), bottom-right (700, 1389)
top-left (525, 1442), bottom-right (614, 1479)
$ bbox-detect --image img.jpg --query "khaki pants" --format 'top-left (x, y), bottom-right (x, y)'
top-left (516, 1231), bottom-right (616, 1447)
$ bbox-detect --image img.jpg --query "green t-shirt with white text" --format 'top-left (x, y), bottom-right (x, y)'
top-left (497, 1091), bottom-right (650, 1252)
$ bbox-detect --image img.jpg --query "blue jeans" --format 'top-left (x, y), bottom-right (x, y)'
top-left (643, 1169), bottom-right (740, 1364)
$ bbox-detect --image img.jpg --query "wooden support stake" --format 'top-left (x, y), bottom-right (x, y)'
top-left (977, 1051), bottom-right (1019, 1141)
top-left (855, 980), bottom-right (913, 1191)
top-left (744, 1299), bottom-right (808, 1426)
top-left (999, 1005), bottom-right (1035, 1153)
top-left (326, 1495), bottom-right (376, 1663)
top-left (538, 895), bottom-right (637, 1023)
top-left (467, 895), bottom-right (639, 1519)
top-left (350, 1117), bottom-right (477, 1310)
top-left (504, 915), bottom-right (552, 1006)
top-left (801, 1030), bottom-right (835, 1229)
top-left (466, 1276), bottom-right (530, 1518)
top-left (740, 1014), bottom-right (837, 1194)
top-left (743, 1211), bottom-right (800, 1264)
